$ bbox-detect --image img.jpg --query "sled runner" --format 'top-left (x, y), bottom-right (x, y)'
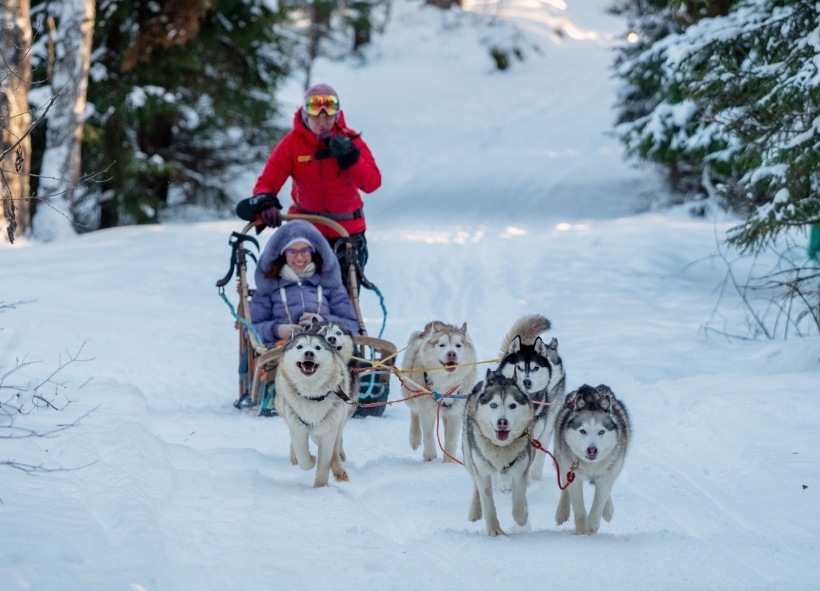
top-left (216, 214), bottom-right (396, 418)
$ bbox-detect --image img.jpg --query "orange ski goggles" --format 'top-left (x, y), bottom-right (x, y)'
top-left (304, 94), bottom-right (340, 117)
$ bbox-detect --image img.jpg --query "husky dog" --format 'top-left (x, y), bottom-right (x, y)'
top-left (497, 314), bottom-right (566, 481)
top-left (274, 333), bottom-right (354, 488)
top-left (302, 318), bottom-right (360, 458)
top-left (462, 369), bottom-right (535, 536)
top-left (401, 321), bottom-right (477, 462)
top-left (553, 384), bottom-right (631, 534)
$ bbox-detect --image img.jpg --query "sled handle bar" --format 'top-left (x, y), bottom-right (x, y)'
top-left (218, 214), bottom-right (353, 289)
top-left (238, 214), bottom-right (350, 238)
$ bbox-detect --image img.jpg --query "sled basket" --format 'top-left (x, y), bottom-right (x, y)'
top-left (216, 214), bottom-right (396, 418)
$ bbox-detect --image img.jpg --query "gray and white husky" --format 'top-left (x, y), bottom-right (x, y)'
top-left (553, 384), bottom-right (631, 534)
top-left (274, 333), bottom-right (354, 488)
top-left (462, 369), bottom-right (535, 536)
top-left (497, 314), bottom-right (565, 481)
top-left (401, 321), bottom-right (477, 462)
top-left (302, 318), bottom-right (360, 457)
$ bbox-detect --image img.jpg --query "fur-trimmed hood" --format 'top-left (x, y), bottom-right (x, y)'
top-left (255, 220), bottom-right (344, 294)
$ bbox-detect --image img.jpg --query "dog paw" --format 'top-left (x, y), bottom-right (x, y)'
top-left (587, 514), bottom-right (602, 533)
top-left (297, 454), bottom-right (316, 470)
top-left (332, 466), bottom-right (349, 482)
top-left (555, 507), bottom-right (569, 525)
top-left (512, 507), bottom-right (529, 527)
top-left (603, 498), bottom-right (614, 522)
top-left (486, 524), bottom-right (505, 537)
top-left (468, 502), bottom-right (482, 522)
top-left (422, 451), bottom-right (437, 462)
top-left (573, 515), bottom-right (590, 534)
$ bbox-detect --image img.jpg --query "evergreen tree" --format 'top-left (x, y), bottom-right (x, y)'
top-left (611, 0), bottom-right (820, 252)
top-left (610, 0), bottom-right (736, 196)
top-left (30, 0), bottom-right (292, 229)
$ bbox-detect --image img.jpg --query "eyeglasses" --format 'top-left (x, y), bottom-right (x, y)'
top-left (284, 246), bottom-right (313, 258)
top-left (304, 95), bottom-right (340, 117)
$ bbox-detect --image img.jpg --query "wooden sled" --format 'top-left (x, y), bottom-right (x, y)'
top-left (217, 214), bottom-right (396, 418)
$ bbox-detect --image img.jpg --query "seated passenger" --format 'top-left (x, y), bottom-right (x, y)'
top-left (234, 220), bottom-right (359, 409)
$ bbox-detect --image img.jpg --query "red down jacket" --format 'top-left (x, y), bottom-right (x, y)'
top-left (252, 110), bottom-right (382, 238)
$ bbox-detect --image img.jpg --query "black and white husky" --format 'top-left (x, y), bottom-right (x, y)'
top-left (462, 369), bottom-right (535, 536)
top-left (553, 384), bottom-right (632, 534)
top-left (274, 333), bottom-right (353, 488)
top-left (497, 314), bottom-right (565, 481)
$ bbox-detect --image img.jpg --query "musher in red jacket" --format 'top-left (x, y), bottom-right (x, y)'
top-left (237, 83), bottom-right (382, 274)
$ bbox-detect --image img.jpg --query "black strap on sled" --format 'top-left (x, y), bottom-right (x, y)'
top-left (291, 205), bottom-right (364, 221)
top-left (215, 231), bottom-right (259, 288)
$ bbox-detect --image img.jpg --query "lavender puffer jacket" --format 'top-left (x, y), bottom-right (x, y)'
top-left (249, 220), bottom-right (360, 346)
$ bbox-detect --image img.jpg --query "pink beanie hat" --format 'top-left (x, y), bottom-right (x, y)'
top-left (305, 83), bottom-right (339, 99)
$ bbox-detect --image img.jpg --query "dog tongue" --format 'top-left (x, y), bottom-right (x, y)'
top-left (496, 430), bottom-right (509, 441)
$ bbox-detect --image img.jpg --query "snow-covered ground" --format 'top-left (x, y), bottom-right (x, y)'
top-left (2, 1), bottom-right (819, 590)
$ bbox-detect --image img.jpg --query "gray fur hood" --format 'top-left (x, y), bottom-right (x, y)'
top-left (255, 220), bottom-right (345, 293)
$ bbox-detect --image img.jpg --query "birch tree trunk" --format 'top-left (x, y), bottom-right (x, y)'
top-left (31, 0), bottom-right (94, 241)
top-left (0, 0), bottom-right (32, 243)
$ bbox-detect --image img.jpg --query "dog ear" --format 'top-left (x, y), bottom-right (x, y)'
top-left (532, 336), bottom-right (548, 356)
top-left (547, 337), bottom-right (558, 351)
top-left (596, 384), bottom-right (613, 410)
top-left (420, 321), bottom-right (439, 337)
top-left (508, 335), bottom-right (523, 354)
top-left (459, 322), bottom-right (468, 334)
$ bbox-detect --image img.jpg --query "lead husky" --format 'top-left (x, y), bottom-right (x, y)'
top-left (553, 384), bottom-right (631, 534)
top-left (497, 314), bottom-right (565, 481)
top-left (401, 321), bottom-right (477, 462)
top-left (302, 318), bottom-right (359, 459)
top-left (462, 369), bottom-right (535, 536)
top-left (275, 333), bottom-right (353, 488)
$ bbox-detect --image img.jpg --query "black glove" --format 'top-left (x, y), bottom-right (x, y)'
top-left (259, 206), bottom-right (282, 228)
top-left (328, 136), bottom-right (360, 170)
top-left (236, 193), bottom-right (283, 227)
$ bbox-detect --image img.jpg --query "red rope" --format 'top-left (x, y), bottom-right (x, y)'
top-left (435, 391), bottom-right (464, 465)
top-left (529, 437), bottom-right (576, 490)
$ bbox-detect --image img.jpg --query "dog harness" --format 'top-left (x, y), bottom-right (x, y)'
top-left (294, 386), bottom-right (351, 427)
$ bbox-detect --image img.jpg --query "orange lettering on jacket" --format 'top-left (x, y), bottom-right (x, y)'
top-left (297, 155), bottom-right (312, 163)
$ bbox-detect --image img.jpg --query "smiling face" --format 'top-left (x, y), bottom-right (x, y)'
top-left (474, 372), bottom-right (534, 446)
top-left (283, 240), bottom-right (314, 274)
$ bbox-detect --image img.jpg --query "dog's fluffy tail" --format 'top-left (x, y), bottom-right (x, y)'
top-left (499, 314), bottom-right (551, 356)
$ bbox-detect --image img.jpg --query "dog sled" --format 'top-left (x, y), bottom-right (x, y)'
top-left (216, 214), bottom-right (397, 418)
